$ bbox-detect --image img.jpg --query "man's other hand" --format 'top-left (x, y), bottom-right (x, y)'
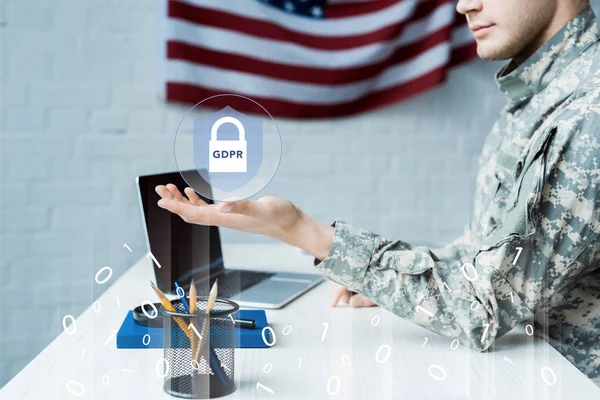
top-left (330, 283), bottom-right (377, 308)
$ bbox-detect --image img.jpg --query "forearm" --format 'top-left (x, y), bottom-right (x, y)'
top-left (310, 220), bottom-right (537, 350)
top-left (278, 209), bottom-right (335, 261)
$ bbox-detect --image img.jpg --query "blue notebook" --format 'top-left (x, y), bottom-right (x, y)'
top-left (116, 309), bottom-right (271, 349)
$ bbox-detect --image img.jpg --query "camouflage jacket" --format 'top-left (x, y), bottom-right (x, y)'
top-left (314, 8), bottom-right (600, 386)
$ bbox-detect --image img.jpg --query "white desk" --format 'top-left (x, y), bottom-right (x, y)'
top-left (2, 244), bottom-right (599, 400)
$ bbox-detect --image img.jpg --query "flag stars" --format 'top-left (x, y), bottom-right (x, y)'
top-left (284, 1), bottom-right (295, 12)
top-left (311, 6), bottom-right (323, 18)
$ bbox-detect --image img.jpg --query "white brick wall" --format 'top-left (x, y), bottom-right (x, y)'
top-left (2, 0), bottom-right (598, 386)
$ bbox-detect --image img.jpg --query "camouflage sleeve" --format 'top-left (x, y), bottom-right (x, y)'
top-left (429, 230), bottom-right (474, 264)
top-left (313, 105), bottom-right (600, 352)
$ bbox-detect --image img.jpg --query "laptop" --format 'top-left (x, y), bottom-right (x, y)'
top-left (136, 170), bottom-right (324, 309)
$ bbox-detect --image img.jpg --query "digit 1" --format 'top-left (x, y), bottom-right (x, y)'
top-left (256, 382), bottom-right (274, 394)
top-left (509, 292), bottom-right (514, 303)
top-left (416, 305), bottom-right (434, 317)
top-left (297, 357), bottom-right (302, 368)
top-left (513, 247), bottom-right (523, 265)
top-left (481, 323), bottom-right (490, 343)
top-left (321, 322), bottom-right (329, 342)
top-left (104, 329), bottom-right (118, 346)
top-left (188, 323), bottom-right (202, 339)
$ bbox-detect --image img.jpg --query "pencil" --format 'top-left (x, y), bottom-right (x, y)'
top-left (194, 279), bottom-right (218, 362)
top-left (150, 281), bottom-right (194, 343)
top-left (189, 278), bottom-right (197, 362)
top-left (192, 280), bottom-right (230, 388)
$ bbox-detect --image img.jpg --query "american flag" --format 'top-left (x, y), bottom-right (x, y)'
top-left (161, 0), bottom-right (477, 118)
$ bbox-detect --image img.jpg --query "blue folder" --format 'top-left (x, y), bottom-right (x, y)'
top-left (116, 309), bottom-right (271, 349)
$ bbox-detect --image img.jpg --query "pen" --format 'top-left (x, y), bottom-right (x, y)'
top-left (234, 318), bottom-right (256, 330)
top-left (174, 281), bottom-right (191, 312)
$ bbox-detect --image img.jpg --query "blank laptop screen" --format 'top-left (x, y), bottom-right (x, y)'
top-left (137, 170), bottom-right (223, 294)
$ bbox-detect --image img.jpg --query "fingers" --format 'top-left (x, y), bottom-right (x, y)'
top-left (155, 185), bottom-right (174, 200)
top-left (330, 285), bottom-right (349, 307)
top-left (166, 183), bottom-right (188, 203)
top-left (184, 187), bottom-right (208, 206)
top-left (157, 184), bottom-right (258, 230)
top-left (330, 283), bottom-right (376, 308)
top-left (157, 196), bottom-right (231, 227)
top-left (341, 291), bottom-right (352, 304)
top-left (349, 294), bottom-right (376, 308)
top-left (157, 198), bottom-right (200, 222)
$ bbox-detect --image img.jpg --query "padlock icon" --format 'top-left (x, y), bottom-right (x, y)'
top-left (208, 116), bottom-right (248, 173)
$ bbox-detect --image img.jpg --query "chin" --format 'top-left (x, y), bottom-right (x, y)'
top-left (475, 43), bottom-right (513, 61)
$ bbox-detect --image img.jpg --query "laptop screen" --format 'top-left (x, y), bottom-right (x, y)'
top-left (137, 170), bottom-right (224, 294)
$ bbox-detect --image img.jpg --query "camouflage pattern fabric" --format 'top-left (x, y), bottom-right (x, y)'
top-left (313, 7), bottom-right (600, 386)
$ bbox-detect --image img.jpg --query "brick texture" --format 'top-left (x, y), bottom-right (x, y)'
top-left (4, 0), bottom-right (598, 387)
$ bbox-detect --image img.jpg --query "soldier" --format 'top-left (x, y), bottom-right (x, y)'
top-left (156, 0), bottom-right (600, 387)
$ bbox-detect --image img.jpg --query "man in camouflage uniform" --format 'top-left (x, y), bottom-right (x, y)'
top-left (156, 0), bottom-right (600, 387)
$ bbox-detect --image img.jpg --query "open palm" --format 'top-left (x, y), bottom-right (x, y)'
top-left (155, 184), bottom-right (302, 240)
top-left (156, 184), bottom-right (377, 309)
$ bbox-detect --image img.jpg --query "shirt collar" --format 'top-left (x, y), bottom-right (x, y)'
top-left (495, 7), bottom-right (600, 105)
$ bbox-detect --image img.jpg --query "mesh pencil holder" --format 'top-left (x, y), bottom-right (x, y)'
top-left (161, 297), bottom-right (239, 399)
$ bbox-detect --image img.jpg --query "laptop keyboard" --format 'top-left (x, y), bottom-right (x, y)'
top-left (195, 270), bottom-right (275, 298)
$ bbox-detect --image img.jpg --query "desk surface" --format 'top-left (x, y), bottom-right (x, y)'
top-left (2, 244), bottom-right (599, 400)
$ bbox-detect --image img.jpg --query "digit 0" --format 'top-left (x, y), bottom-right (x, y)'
top-left (327, 376), bottom-right (341, 396)
top-left (428, 365), bottom-right (447, 381)
top-left (156, 358), bottom-right (170, 379)
top-left (94, 266), bottom-right (113, 285)
top-left (540, 366), bottom-right (557, 386)
top-left (65, 380), bottom-right (85, 396)
top-left (62, 315), bottom-right (77, 335)
top-left (141, 301), bottom-right (158, 319)
top-left (282, 325), bottom-right (292, 335)
top-left (526, 324), bottom-right (534, 336)
top-left (375, 345), bottom-right (391, 364)
top-left (261, 326), bottom-right (276, 347)
top-left (461, 263), bottom-right (478, 282)
top-left (263, 363), bottom-right (273, 374)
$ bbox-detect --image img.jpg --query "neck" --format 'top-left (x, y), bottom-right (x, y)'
top-left (512, 2), bottom-right (589, 67)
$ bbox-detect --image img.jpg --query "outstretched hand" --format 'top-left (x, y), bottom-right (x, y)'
top-left (155, 183), bottom-right (341, 300)
top-left (155, 184), bottom-right (334, 260)
top-left (155, 184), bottom-right (302, 240)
